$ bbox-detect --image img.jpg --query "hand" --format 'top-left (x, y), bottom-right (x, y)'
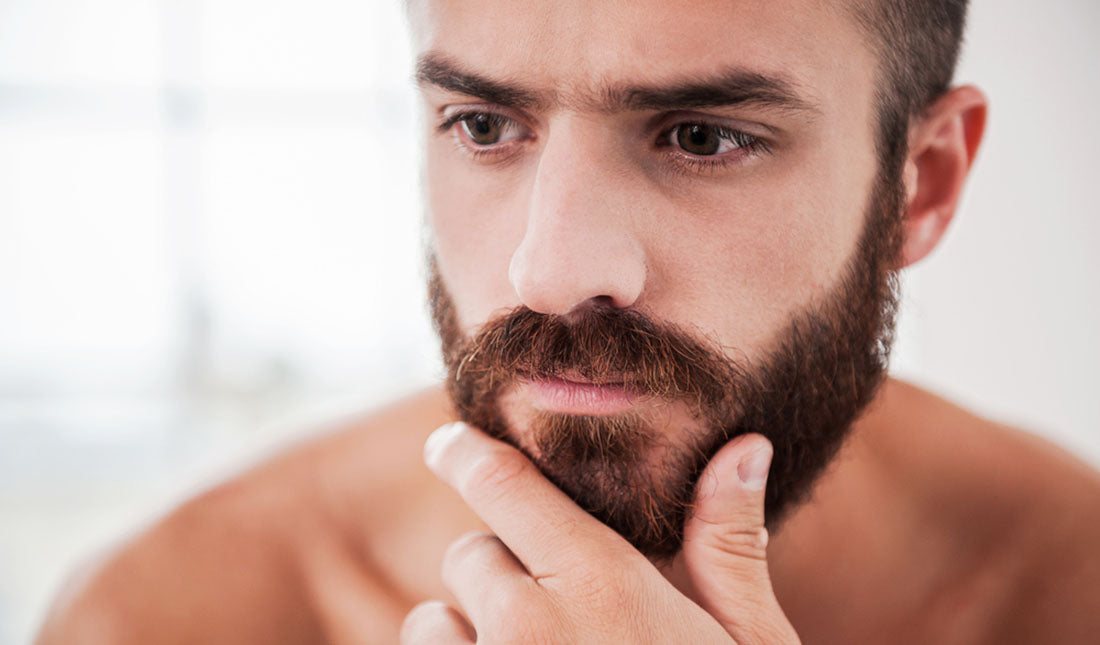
top-left (400, 422), bottom-right (800, 644)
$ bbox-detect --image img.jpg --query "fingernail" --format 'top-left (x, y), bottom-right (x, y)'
top-left (424, 421), bottom-right (466, 467)
top-left (737, 445), bottom-right (772, 491)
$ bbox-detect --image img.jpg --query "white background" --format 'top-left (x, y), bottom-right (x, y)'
top-left (1, 1), bottom-right (1097, 643)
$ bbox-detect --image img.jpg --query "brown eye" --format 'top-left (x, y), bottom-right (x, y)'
top-left (675, 124), bottom-right (722, 155)
top-left (461, 113), bottom-right (504, 145)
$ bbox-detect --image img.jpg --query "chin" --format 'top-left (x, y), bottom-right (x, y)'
top-left (489, 391), bottom-right (714, 560)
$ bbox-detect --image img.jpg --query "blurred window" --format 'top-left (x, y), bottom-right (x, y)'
top-left (0, 2), bottom-right (437, 642)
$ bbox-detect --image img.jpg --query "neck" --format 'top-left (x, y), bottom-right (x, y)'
top-left (763, 378), bottom-right (969, 637)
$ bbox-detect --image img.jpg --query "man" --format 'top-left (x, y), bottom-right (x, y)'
top-left (37, 0), bottom-right (1100, 643)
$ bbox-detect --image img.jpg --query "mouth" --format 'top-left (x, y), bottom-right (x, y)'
top-left (524, 373), bottom-right (643, 416)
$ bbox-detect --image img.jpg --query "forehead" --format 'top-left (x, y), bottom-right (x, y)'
top-left (409, 0), bottom-right (876, 113)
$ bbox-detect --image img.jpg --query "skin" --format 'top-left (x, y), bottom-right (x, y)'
top-left (36, 0), bottom-right (1100, 643)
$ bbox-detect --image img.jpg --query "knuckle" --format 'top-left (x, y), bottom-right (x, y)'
top-left (538, 547), bottom-right (644, 608)
top-left (567, 562), bottom-right (637, 608)
top-left (444, 530), bottom-right (500, 562)
top-left (441, 531), bottom-right (504, 583)
top-left (463, 448), bottom-right (531, 497)
top-left (700, 525), bottom-right (770, 562)
top-left (399, 600), bottom-right (453, 643)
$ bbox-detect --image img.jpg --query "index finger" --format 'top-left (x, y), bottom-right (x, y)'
top-left (424, 421), bottom-right (642, 579)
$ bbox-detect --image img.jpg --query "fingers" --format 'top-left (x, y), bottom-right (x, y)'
top-left (441, 531), bottom-right (536, 629)
top-left (685, 433), bottom-right (771, 557)
top-left (424, 422), bottom-right (640, 578)
top-left (400, 600), bottom-right (475, 645)
top-left (681, 433), bottom-right (799, 643)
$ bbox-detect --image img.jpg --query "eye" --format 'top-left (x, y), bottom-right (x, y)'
top-left (668, 123), bottom-right (758, 156)
top-left (456, 113), bottom-right (526, 146)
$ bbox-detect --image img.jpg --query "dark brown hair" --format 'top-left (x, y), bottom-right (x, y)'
top-left (852, 0), bottom-right (970, 171)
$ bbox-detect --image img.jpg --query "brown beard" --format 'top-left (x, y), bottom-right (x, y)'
top-left (428, 170), bottom-right (904, 562)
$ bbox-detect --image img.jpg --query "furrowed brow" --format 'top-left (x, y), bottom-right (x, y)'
top-left (604, 69), bottom-right (819, 116)
top-left (415, 53), bottom-right (544, 110)
top-left (415, 54), bottom-right (818, 119)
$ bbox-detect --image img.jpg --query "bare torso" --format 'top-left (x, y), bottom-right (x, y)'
top-left (37, 378), bottom-right (1100, 644)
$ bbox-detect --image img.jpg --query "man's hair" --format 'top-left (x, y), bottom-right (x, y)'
top-left (851, 0), bottom-right (970, 169)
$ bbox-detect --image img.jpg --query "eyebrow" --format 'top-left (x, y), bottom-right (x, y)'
top-left (607, 72), bottom-right (816, 115)
top-left (415, 52), bottom-right (818, 117)
top-left (416, 53), bottom-right (546, 110)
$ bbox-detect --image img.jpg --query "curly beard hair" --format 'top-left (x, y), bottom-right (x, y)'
top-left (428, 167), bottom-right (904, 561)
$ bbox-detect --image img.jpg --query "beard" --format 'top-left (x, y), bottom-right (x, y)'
top-left (428, 170), bottom-right (904, 562)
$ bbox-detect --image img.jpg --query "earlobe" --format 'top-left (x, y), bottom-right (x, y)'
top-left (895, 85), bottom-right (988, 269)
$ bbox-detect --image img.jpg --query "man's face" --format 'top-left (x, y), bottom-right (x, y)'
top-left (413, 0), bottom-right (901, 559)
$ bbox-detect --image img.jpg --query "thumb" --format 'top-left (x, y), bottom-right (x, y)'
top-left (681, 434), bottom-right (798, 643)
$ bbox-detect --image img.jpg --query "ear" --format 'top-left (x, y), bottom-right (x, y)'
top-left (896, 85), bottom-right (988, 269)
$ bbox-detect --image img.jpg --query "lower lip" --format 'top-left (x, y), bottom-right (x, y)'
top-left (525, 377), bottom-right (639, 415)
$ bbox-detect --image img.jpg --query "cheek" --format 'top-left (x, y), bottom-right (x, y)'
top-left (646, 149), bottom-right (872, 356)
top-left (425, 140), bottom-right (527, 330)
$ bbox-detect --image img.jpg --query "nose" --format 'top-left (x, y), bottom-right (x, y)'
top-left (508, 120), bottom-right (647, 316)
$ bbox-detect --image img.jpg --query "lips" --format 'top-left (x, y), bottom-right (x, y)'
top-left (524, 373), bottom-right (642, 416)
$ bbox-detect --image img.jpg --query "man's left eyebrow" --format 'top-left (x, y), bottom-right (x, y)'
top-left (601, 70), bottom-right (820, 116)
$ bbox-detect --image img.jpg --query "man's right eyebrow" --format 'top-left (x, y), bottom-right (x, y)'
top-left (415, 53), bottom-right (545, 111)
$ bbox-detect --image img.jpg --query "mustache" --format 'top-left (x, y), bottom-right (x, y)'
top-left (445, 304), bottom-right (745, 408)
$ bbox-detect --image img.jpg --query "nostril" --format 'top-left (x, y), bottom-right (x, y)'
top-left (588, 295), bottom-right (617, 310)
top-left (560, 295), bottom-right (618, 323)
top-left (509, 226), bottom-right (647, 315)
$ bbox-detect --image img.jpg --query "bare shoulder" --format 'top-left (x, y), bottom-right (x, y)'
top-left (280, 385), bottom-right (459, 534)
top-left (275, 385), bottom-right (483, 597)
top-left (870, 379), bottom-right (1100, 642)
top-left (37, 386), bottom-right (466, 645)
top-left (870, 379), bottom-right (1100, 499)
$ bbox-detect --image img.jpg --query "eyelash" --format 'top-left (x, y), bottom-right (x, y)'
top-left (437, 111), bottom-right (519, 162)
top-left (437, 110), bottom-right (495, 134)
top-left (436, 110), bottom-right (772, 174)
top-left (658, 123), bottom-right (771, 176)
